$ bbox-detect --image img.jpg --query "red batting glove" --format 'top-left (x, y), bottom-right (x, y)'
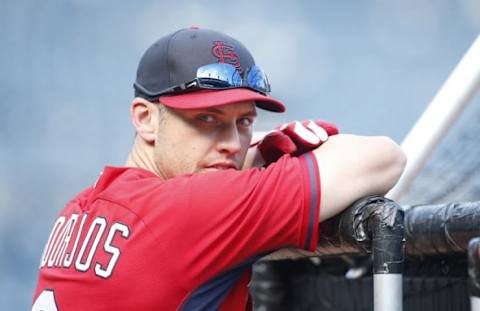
top-left (255, 120), bottom-right (339, 165)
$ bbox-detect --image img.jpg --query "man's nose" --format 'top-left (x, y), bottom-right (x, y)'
top-left (217, 124), bottom-right (242, 156)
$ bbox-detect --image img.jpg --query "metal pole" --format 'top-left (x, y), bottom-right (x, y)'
top-left (374, 274), bottom-right (403, 311)
top-left (315, 196), bottom-right (405, 311)
top-left (469, 238), bottom-right (480, 311)
top-left (472, 298), bottom-right (480, 311)
top-left (387, 34), bottom-right (480, 201)
top-left (369, 198), bottom-right (404, 311)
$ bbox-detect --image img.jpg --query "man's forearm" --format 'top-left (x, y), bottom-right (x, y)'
top-left (243, 145), bottom-right (266, 169)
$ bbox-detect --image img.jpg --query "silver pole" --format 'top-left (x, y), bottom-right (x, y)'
top-left (374, 274), bottom-right (403, 311)
top-left (469, 238), bottom-right (480, 311)
top-left (471, 297), bottom-right (480, 311)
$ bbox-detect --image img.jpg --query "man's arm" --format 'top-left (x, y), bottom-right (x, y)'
top-left (245, 132), bottom-right (406, 222)
top-left (312, 134), bottom-right (406, 222)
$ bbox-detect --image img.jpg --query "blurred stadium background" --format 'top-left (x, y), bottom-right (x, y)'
top-left (1, 0), bottom-right (479, 309)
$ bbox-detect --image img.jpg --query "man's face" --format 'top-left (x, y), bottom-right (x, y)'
top-left (153, 101), bottom-right (257, 179)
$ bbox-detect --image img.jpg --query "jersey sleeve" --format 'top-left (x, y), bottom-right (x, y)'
top-left (142, 152), bottom-right (320, 282)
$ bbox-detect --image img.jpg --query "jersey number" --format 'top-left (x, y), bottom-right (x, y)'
top-left (32, 290), bottom-right (59, 311)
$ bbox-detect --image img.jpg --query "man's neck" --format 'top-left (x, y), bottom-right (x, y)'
top-left (125, 141), bottom-right (163, 178)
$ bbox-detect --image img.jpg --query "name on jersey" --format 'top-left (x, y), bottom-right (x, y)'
top-left (39, 214), bottom-right (130, 279)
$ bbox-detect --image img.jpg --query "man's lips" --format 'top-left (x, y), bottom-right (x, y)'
top-left (205, 162), bottom-right (238, 170)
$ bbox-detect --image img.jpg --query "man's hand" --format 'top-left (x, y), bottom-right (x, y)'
top-left (254, 120), bottom-right (339, 165)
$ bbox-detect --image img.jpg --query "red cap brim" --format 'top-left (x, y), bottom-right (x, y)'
top-left (159, 88), bottom-right (285, 112)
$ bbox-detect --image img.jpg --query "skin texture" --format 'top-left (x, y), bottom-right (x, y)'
top-left (312, 134), bottom-right (406, 222)
top-left (126, 97), bottom-right (257, 179)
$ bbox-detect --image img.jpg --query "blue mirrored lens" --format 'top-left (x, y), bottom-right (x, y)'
top-left (246, 65), bottom-right (270, 93)
top-left (195, 63), bottom-right (270, 94)
top-left (197, 63), bottom-right (242, 87)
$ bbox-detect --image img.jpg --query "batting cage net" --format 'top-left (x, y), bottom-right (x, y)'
top-left (251, 256), bottom-right (469, 311)
top-left (249, 95), bottom-right (480, 309)
top-left (400, 95), bottom-right (480, 205)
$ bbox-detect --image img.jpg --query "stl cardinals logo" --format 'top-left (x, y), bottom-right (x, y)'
top-left (211, 41), bottom-right (243, 73)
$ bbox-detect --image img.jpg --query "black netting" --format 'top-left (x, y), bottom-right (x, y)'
top-left (401, 96), bottom-right (480, 205)
top-left (251, 256), bottom-right (469, 311)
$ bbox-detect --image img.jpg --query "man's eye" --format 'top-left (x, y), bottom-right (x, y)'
top-left (197, 115), bottom-right (218, 124)
top-left (238, 117), bottom-right (254, 128)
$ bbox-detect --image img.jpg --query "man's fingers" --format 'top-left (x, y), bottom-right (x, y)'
top-left (283, 121), bottom-right (321, 146)
top-left (315, 120), bottom-right (339, 136)
top-left (257, 119), bottom-right (339, 165)
top-left (264, 131), bottom-right (297, 154)
top-left (304, 121), bottom-right (328, 143)
top-left (257, 131), bottom-right (297, 164)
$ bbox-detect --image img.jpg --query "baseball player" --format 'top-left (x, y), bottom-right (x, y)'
top-left (31, 27), bottom-right (406, 310)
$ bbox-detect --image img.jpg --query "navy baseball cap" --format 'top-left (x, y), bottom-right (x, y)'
top-left (134, 27), bottom-right (285, 112)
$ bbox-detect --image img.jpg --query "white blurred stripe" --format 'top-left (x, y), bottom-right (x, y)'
top-left (387, 35), bottom-right (480, 201)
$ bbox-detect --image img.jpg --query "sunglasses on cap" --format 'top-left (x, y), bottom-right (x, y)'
top-left (134, 63), bottom-right (271, 99)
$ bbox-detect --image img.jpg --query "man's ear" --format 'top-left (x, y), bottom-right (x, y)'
top-left (130, 97), bottom-right (158, 144)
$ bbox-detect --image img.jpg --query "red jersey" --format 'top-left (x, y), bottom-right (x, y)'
top-left (32, 153), bottom-right (320, 310)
